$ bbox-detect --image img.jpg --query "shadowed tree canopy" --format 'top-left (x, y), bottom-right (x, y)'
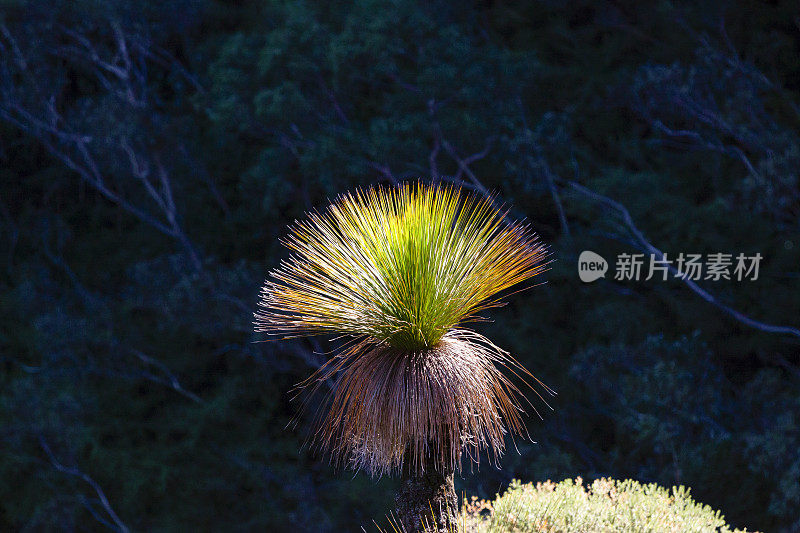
top-left (1, 0), bottom-right (799, 531)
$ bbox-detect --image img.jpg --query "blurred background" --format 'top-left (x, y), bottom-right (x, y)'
top-left (1, 1), bottom-right (799, 531)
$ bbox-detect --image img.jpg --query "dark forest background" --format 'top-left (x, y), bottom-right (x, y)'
top-left (1, 1), bottom-right (799, 531)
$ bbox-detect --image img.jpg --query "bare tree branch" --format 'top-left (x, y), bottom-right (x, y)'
top-left (367, 160), bottom-right (399, 185)
top-left (0, 23), bottom-right (204, 271)
top-left (40, 221), bottom-right (104, 310)
top-left (39, 437), bottom-right (130, 533)
top-left (539, 157), bottom-right (570, 238)
top-left (440, 138), bottom-right (492, 199)
top-left (0, 23), bottom-right (26, 69)
top-left (124, 346), bottom-right (202, 403)
top-left (566, 180), bottom-right (800, 339)
top-left (427, 99), bottom-right (441, 182)
top-left (317, 73), bottom-right (349, 124)
top-left (650, 119), bottom-right (765, 187)
top-left (516, 97), bottom-right (570, 237)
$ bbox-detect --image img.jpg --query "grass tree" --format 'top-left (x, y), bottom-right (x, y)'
top-left (255, 183), bottom-right (550, 532)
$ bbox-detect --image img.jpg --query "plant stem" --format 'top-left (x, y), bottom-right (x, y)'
top-left (395, 452), bottom-right (457, 533)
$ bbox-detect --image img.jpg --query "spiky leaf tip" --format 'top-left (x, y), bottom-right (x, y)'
top-left (255, 182), bottom-right (549, 350)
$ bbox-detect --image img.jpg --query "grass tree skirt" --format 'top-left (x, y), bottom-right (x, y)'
top-left (395, 452), bottom-right (457, 533)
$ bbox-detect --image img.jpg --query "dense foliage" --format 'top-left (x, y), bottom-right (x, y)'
top-left (463, 478), bottom-right (752, 533)
top-left (1, 0), bottom-right (798, 531)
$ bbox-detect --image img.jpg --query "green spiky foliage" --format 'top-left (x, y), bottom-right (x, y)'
top-left (255, 183), bottom-right (550, 475)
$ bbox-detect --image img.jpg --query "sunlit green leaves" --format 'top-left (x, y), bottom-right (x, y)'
top-left (256, 184), bottom-right (548, 350)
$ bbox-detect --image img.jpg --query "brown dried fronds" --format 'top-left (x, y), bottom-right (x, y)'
top-left (302, 329), bottom-right (553, 477)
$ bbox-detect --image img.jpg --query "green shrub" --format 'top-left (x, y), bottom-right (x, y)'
top-left (464, 478), bottom-right (753, 533)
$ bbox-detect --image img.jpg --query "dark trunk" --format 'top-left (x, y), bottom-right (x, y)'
top-left (394, 453), bottom-right (457, 533)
